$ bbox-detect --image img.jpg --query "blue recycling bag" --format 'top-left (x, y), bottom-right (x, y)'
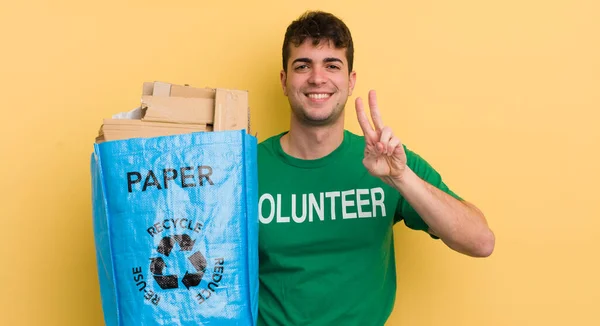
top-left (91, 130), bottom-right (258, 326)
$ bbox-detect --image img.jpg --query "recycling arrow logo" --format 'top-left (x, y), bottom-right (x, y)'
top-left (149, 234), bottom-right (207, 290)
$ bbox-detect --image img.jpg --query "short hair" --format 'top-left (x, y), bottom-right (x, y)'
top-left (282, 11), bottom-right (354, 73)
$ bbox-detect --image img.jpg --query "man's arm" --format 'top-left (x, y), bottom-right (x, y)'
top-left (355, 89), bottom-right (495, 257)
top-left (391, 167), bottom-right (495, 257)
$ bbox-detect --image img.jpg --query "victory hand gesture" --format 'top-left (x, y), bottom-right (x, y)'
top-left (355, 90), bottom-right (408, 184)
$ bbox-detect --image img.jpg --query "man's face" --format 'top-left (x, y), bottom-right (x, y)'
top-left (281, 38), bottom-right (356, 126)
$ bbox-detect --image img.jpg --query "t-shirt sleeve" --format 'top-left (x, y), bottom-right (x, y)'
top-left (393, 146), bottom-right (463, 237)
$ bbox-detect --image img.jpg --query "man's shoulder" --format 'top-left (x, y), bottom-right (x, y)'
top-left (343, 129), bottom-right (366, 147)
top-left (257, 131), bottom-right (287, 160)
top-left (258, 132), bottom-right (283, 147)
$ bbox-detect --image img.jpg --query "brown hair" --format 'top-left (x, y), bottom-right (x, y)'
top-left (282, 11), bottom-right (354, 73)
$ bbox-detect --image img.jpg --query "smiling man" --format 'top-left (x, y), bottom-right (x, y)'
top-left (282, 40), bottom-right (355, 128)
top-left (257, 11), bottom-right (495, 326)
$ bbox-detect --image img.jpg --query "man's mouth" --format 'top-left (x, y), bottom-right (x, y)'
top-left (306, 93), bottom-right (332, 100)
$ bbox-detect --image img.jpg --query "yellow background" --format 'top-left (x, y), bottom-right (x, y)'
top-left (1, 0), bottom-right (598, 325)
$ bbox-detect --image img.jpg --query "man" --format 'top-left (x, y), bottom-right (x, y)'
top-left (257, 11), bottom-right (495, 326)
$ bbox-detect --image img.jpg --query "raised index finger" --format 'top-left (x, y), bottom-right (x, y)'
top-left (368, 90), bottom-right (385, 131)
top-left (355, 97), bottom-right (377, 140)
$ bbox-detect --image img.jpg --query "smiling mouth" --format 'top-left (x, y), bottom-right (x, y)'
top-left (306, 93), bottom-right (332, 100)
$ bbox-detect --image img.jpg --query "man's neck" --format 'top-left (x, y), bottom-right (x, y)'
top-left (281, 117), bottom-right (345, 160)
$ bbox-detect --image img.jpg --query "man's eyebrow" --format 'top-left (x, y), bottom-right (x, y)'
top-left (324, 57), bottom-right (344, 64)
top-left (292, 58), bottom-right (312, 65)
top-left (291, 57), bottom-right (344, 65)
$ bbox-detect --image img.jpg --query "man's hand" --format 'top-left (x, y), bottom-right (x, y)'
top-left (355, 90), bottom-right (408, 185)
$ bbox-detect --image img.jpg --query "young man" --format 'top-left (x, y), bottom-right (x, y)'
top-left (257, 11), bottom-right (495, 326)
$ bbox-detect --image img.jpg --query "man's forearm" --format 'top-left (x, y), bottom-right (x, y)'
top-left (387, 168), bottom-right (495, 257)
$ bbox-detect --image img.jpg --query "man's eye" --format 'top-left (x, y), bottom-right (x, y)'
top-left (295, 65), bottom-right (309, 70)
top-left (327, 65), bottom-right (341, 70)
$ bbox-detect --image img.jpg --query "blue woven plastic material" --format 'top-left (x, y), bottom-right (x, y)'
top-left (91, 130), bottom-right (258, 326)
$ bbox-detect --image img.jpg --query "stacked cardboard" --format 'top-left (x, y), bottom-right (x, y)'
top-left (95, 81), bottom-right (249, 143)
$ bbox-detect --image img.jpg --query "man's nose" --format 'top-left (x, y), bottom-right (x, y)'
top-left (308, 66), bottom-right (327, 85)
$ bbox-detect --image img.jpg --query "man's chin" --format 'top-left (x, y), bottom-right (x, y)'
top-left (290, 103), bottom-right (345, 126)
top-left (298, 111), bottom-right (343, 127)
top-left (303, 117), bottom-right (333, 126)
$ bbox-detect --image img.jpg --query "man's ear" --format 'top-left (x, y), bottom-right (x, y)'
top-left (348, 71), bottom-right (357, 96)
top-left (280, 70), bottom-right (288, 96)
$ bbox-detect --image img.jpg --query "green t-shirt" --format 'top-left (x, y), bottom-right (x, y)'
top-left (257, 130), bottom-right (461, 326)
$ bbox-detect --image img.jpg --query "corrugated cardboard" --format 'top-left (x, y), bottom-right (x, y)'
top-left (97, 119), bottom-right (211, 143)
top-left (95, 81), bottom-right (249, 144)
top-left (152, 81), bottom-right (172, 97)
top-left (141, 81), bottom-right (249, 131)
top-left (141, 95), bottom-right (215, 124)
top-left (170, 84), bottom-right (216, 98)
top-left (142, 82), bottom-right (216, 98)
top-left (214, 89), bottom-right (249, 132)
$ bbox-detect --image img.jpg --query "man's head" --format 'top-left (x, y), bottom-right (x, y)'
top-left (281, 11), bottom-right (356, 127)
top-left (282, 11), bottom-right (354, 74)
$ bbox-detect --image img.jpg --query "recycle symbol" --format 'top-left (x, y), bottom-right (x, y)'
top-left (149, 234), bottom-right (207, 290)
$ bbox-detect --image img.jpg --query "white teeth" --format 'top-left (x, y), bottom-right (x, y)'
top-left (307, 93), bottom-right (331, 99)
